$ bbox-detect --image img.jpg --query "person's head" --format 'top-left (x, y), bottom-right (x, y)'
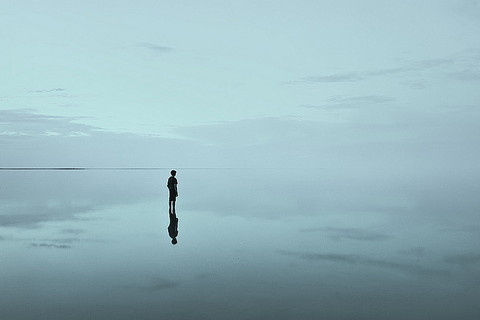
top-left (171, 238), bottom-right (177, 245)
top-left (171, 170), bottom-right (176, 176)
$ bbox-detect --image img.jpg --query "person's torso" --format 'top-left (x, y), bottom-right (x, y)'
top-left (167, 176), bottom-right (177, 189)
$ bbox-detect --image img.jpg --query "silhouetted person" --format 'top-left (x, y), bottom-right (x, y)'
top-left (168, 213), bottom-right (178, 245)
top-left (167, 170), bottom-right (178, 214)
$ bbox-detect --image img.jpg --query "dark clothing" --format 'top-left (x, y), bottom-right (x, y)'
top-left (167, 176), bottom-right (178, 200)
top-left (167, 176), bottom-right (177, 190)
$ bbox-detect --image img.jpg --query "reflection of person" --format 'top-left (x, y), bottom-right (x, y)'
top-left (167, 170), bottom-right (178, 214)
top-left (168, 213), bottom-right (178, 245)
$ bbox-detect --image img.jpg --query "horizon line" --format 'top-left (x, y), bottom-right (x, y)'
top-left (0, 167), bottom-right (324, 171)
top-left (0, 167), bottom-right (233, 170)
top-left (0, 167), bottom-right (286, 171)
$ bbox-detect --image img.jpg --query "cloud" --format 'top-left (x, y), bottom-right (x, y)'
top-left (2, 109), bottom-right (480, 224)
top-left (300, 227), bottom-right (392, 241)
top-left (302, 95), bottom-right (396, 110)
top-left (169, 109), bottom-right (480, 173)
top-left (0, 169), bottom-right (168, 227)
top-left (172, 117), bottom-right (313, 147)
top-left (27, 237), bottom-right (100, 249)
top-left (1, 110), bottom-right (479, 230)
top-left (448, 70), bottom-right (480, 81)
top-left (0, 107), bottom-right (223, 225)
top-left (442, 226), bottom-right (480, 238)
top-left (366, 59), bottom-right (453, 77)
top-left (0, 109), bottom-right (201, 167)
top-left (138, 42), bottom-right (173, 54)
top-left (301, 73), bottom-right (363, 83)
top-left (299, 58), bottom-right (453, 83)
top-left (4, 108), bottom-right (480, 169)
top-left (399, 79), bottom-right (427, 89)
top-left (398, 247), bottom-right (427, 259)
top-left (278, 250), bottom-right (449, 278)
top-left (61, 228), bottom-right (85, 235)
top-left (0, 157), bottom-right (171, 229)
top-left (454, 0), bottom-right (480, 20)
top-left (0, 109), bottom-right (97, 138)
top-left (125, 278), bottom-right (179, 293)
top-left (29, 88), bottom-right (66, 93)
top-left (0, 90), bottom-right (74, 102)
top-left (444, 253), bottom-right (480, 267)
top-left (30, 243), bottom-right (72, 249)
top-left (0, 204), bottom-right (96, 228)
top-left (326, 95), bottom-right (397, 104)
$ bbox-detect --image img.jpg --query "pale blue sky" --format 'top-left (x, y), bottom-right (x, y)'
top-left (1, 0), bottom-right (480, 168)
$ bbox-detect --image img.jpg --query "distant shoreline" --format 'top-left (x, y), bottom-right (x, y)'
top-left (0, 167), bottom-right (254, 171)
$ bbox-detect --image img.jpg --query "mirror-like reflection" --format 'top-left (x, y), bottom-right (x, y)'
top-left (0, 168), bottom-right (479, 320)
top-left (168, 212), bottom-right (179, 245)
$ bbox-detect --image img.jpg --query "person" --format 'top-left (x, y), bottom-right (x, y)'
top-left (167, 170), bottom-right (178, 214)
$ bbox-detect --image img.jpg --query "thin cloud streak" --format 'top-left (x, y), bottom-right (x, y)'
top-left (279, 250), bottom-right (449, 278)
top-left (30, 243), bottom-right (72, 249)
top-left (124, 278), bottom-right (180, 293)
top-left (366, 59), bottom-right (454, 76)
top-left (301, 95), bottom-right (397, 110)
top-left (448, 70), bottom-right (480, 81)
top-left (444, 253), bottom-right (480, 267)
top-left (29, 88), bottom-right (66, 93)
top-left (300, 58), bottom-right (454, 83)
top-left (301, 73), bottom-right (363, 83)
top-left (138, 42), bottom-right (174, 54)
top-left (300, 227), bottom-right (392, 241)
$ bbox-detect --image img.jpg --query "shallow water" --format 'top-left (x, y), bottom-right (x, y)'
top-left (1, 169), bottom-right (479, 319)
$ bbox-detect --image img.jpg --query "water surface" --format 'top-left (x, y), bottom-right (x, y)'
top-left (1, 168), bottom-right (479, 319)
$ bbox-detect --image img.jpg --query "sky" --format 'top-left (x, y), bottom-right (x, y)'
top-left (1, 0), bottom-right (480, 169)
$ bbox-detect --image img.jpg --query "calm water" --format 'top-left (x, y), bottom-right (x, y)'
top-left (1, 168), bottom-right (479, 319)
